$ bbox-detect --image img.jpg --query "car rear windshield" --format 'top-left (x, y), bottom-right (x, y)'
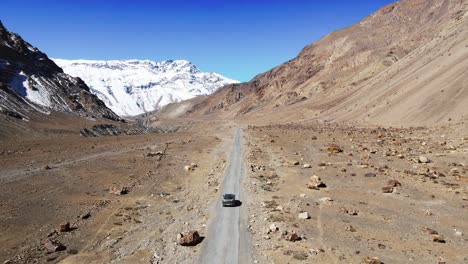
top-left (223, 194), bottom-right (235, 199)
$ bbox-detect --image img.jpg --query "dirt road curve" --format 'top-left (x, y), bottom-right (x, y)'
top-left (197, 128), bottom-right (252, 264)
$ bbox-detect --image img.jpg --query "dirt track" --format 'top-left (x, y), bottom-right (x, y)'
top-left (197, 128), bottom-right (252, 264)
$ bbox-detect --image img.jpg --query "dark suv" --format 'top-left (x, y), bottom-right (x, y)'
top-left (222, 193), bottom-right (236, 207)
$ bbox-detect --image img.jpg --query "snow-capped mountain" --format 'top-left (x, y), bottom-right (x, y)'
top-left (53, 59), bottom-right (238, 116)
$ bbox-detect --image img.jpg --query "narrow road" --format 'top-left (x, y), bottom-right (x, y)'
top-left (197, 128), bottom-right (251, 264)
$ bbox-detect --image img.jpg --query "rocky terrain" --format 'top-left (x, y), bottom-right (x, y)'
top-left (0, 120), bottom-right (235, 264)
top-left (243, 122), bottom-right (468, 263)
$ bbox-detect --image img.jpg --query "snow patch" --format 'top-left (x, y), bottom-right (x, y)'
top-left (9, 71), bottom-right (52, 108)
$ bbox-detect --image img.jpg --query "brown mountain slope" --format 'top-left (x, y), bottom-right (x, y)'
top-left (183, 0), bottom-right (468, 126)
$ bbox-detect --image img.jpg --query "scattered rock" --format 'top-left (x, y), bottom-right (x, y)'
top-left (418, 156), bottom-right (430, 163)
top-left (81, 212), bottom-right (91, 219)
top-left (306, 175), bottom-right (326, 189)
top-left (454, 229), bottom-right (463, 236)
top-left (309, 248), bottom-right (325, 255)
top-left (340, 207), bottom-right (358, 215)
top-left (298, 212), bottom-right (310, 219)
top-left (185, 163), bottom-right (198, 171)
top-left (422, 226), bottom-right (438, 235)
top-left (363, 256), bottom-right (381, 264)
top-left (44, 239), bottom-right (66, 253)
top-left (145, 151), bottom-right (163, 157)
top-left (109, 186), bottom-right (129, 195)
top-left (303, 163), bottom-right (312, 168)
top-left (387, 180), bottom-right (401, 187)
top-left (345, 225), bottom-right (356, 232)
top-left (432, 235), bottom-right (446, 243)
top-left (269, 223), bottom-right (279, 232)
top-left (44, 165), bottom-right (52, 170)
top-left (177, 231), bottom-right (202, 246)
top-left (328, 144), bottom-right (343, 153)
top-left (319, 197), bottom-right (333, 204)
top-left (283, 231), bottom-right (300, 242)
top-left (291, 160), bottom-right (300, 166)
top-left (364, 173), bottom-right (376, 177)
top-left (381, 186), bottom-right (394, 193)
top-left (58, 222), bottom-right (71, 232)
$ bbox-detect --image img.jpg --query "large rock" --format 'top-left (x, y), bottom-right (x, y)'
top-left (283, 231), bottom-right (300, 242)
top-left (381, 186), bottom-right (394, 193)
top-left (328, 144), bottom-right (343, 153)
top-left (177, 231), bottom-right (202, 246)
top-left (387, 180), bottom-right (401, 187)
top-left (363, 256), bottom-right (381, 264)
top-left (306, 175), bottom-right (326, 189)
top-left (58, 222), bottom-right (71, 232)
top-left (418, 156), bottom-right (430, 163)
top-left (44, 239), bottom-right (66, 253)
top-left (298, 212), bottom-right (310, 219)
top-left (269, 223), bottom-right (279, 232)
top-left (109, 186), bottom-right (129, 195)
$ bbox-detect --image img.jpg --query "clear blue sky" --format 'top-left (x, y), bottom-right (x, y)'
top-left (0, 0), bottom-right (395, 82)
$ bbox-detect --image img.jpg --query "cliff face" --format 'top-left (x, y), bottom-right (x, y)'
top-left (185, 0), bottom-right (468, 126)
top-left (0, 21), bottom-right (120, 121)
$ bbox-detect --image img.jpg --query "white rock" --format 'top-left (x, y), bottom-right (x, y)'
top-left (269, 223), bottom-right (278, 232)
top-left (418, 156), bottom-right (430, 163)
top-left (298, 212), bottom-right (310, 219)
top-left (303, 164), bottom-right (312, 168)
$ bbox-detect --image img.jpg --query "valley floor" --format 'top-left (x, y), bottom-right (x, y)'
top-left (0, 120), bottom-right (467, 263)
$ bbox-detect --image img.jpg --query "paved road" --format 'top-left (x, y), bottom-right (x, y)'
top-left (197, 128), bottom-right (252, 264)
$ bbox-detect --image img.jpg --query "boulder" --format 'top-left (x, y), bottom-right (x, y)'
top-left (184, 165), bottom-right (191, 171)
top-left (177, 231), bottom-right (201, 246)
top-left (145, 151), bottom-right (163, 157)
top-left (328, 144), bottom-right (343, 153)
top-left (269, 223), bottom-right (278, 232)
top-left (283, 231), bottom-right (300, 242)
top-left (345, 225), bottom-right (356, 232)
top-left (109, 187), bottom-right (128, 195)
top-left (364, 173), bottom-right (376, 177)
top-left (44, 239), bottom-right (66, 253)
top-left (303, 163), bottom-right (312, 168)
top-left (418, 156), bottom-right (430, 163)
top-left (298, 212), bottom-right (310, 219)
top-left (432, 235), bottom-right (446, 243)
top-left (387, 180), bottom-right (401, 187)
top-left (291, 160), bottom-right (300, 166)
top-left (381, 186), bottom-right (394, 193)
top-left (58, 222), bottom-right (71, 232)
top-left (319, 197), bottom-right (333, 204)
top-left (306, 175), bottom-right (326, 189)
top-left (363, 256), bottom-right (381, 264)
